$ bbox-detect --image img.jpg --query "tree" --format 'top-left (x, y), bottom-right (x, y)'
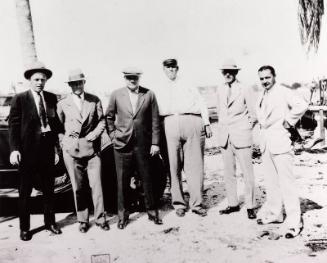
top-left (15, 0), bottom-right (37, 66)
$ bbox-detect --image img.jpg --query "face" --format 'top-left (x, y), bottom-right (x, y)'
top-left (163, 66), bottom-right (178, 80)
top-left (258, 69), bottom-right (275, 90)
top-left (29, 72), bottom-right (47, 93)
top-left (125, 75), bottom-right (140, 90)
top-left (69, 80), bottom-right (85, 95)
top-left (221, 69), bottom-right (238, 85)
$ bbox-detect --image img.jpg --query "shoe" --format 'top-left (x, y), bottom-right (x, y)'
top-left (257, 217), bottom-right (283, 225)
top-left (45, 224), bottom-right (62, 235)
top-left (192, 208), bottom-right (207, 217)
top-left (247, 209), bottom-right (257, 219)
top-left (20, 230), bottom-right (31, 241)
top-left (148, 213), bottom-right (163, 225)
top-left (96, 222), bottom-right (110, 231)
top-left (79, 222), bottom-right (89, 233)
top-left (176, 208), bottom-right (186, 217)
top-left (219, 205), bottom-right (240, 215)
top-left (285, 228), bottom-right (301, 239)
top-left (117, 219), bottom-right (129, 230)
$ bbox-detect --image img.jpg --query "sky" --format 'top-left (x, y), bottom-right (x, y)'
top-left (1, 0), bottom-right (327, 95)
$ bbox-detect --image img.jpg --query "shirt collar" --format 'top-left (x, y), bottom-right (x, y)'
top-left (72, 92), bottom-right (85, 99)
top-left (30, 88), bottom-right (43, 96)
top-left (127, 87), bottom-right (139, 94)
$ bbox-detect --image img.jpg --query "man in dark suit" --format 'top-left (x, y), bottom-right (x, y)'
top-left (9, 61), bottom-right (63, 241)
top-left (57, 69), bottom-right (109, 233)
top-left (106, 67), bottom-right (162, 229)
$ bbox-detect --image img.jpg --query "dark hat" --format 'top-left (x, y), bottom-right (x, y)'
top-left (66, 68), bottom-right (86, 83)
top-left (24, 61), bottom-right (53, 79)
top-left (220, 59), bottom-right (241, 71)
top-left (122, 67), bottom-right (143, 76)
top-left (163, 58), bottom-right (178, 67)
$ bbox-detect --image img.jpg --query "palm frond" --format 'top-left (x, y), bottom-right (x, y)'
top-left (298, 0), bottom-right (324, 53)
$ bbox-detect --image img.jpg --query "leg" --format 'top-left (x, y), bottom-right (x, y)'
top-left (274, 152), bottom-right (301, 230)
top-left (114, 149), bottom-right (133, 221)
top-left (234, 146), bottom-right (255, 209)
top-left (181, 116), bottom-right (204, 211)
top-left (257, 149), bottom-right (283, 222)
top-left (164, 116), bottom-right (186, 210)
top-left (221, 141), bottom-right (239, 207)
top-left (87, 154), bottom-right (106, 224)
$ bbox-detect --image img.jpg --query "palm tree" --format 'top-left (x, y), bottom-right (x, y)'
top-left (15, 0), bottom-right (37, 66)
top-left (298, 0), bottom-right (324, 53)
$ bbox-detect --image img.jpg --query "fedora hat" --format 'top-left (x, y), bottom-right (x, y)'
top-left (24, 61), bottom-right (52, 79)
top-left (163, 58), bottom-right (178, 67)
top-left (220, 59), bottom-right (241, 71)
top-left (66, 68), bottom-right (86, 83)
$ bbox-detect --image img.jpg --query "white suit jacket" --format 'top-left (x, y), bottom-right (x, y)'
top-left (255, 83), bottom-right (308, 154)
top-left (216, 81), bottom-right (256, 148)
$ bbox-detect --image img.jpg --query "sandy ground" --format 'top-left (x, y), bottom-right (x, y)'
top-left (1, 125), bottom-right (327, 263)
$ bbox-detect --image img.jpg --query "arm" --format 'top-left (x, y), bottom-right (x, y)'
top-left (244, 85), bottom-right (258, 128)
top-left (56, 101), bottom-right (65, 145)
top-left (86, 99), bottom-right (106, 141)
top-left (8, 95), bottom-right (22, 165)
top-left (150, 92), bottom-right (160, 156)
top-left (105, 92), bottom-right (117, 140)
top-left (194, 87), bottom-right (212, 138)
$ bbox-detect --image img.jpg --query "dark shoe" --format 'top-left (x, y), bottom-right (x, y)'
top-left (46, 224), bottom-right (62, 235)
top-left (148, 213), bottom-right (163, 225)
top-left (219, 205), bottom-right (240, 215)
top-left (192, 208), bottom-right (207, 217)
top-left (247, 209), bottom-right (257, 219)
top-left (257, 217), bottom-right (283, 225)
top-left (96, 221), bottom-right (110, 231)
top-left (20, 230), bottom-right (31, 241)
top-left (285, 228), bottom-right (301, 239)
top-left (176, 208), bottom-right (186, 217)
top-left (79, 222), bottom-right (89, 233)
top-left (117, 219), bottom-right (129, 230)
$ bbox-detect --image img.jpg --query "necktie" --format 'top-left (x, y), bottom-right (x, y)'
top-left (37, 92), bottom-right (47, 128)
top-left (227, 85), bottom-right (232, 105)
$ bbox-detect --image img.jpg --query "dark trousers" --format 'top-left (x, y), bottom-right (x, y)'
top-left (114, 144), bottom-right (155, 220)
top-left (19, 133), bottom-right (56, 231)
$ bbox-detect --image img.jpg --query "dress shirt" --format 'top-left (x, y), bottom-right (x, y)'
top-left (155, 76), bottom-right (210, 125)
top-left (127, 87), bottom-right (139, 114)
top-left (72, 92), bottom-right (84, 112)
top-left (30, 89), bottom-right (51, 132)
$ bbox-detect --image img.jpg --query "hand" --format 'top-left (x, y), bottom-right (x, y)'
top-left (10, 151), bottom-right (21, 166)
top-left (283, 120), bottom-right (291, 129)
top-left (150, 145), bottom-right (160, 156)
top-left (205, 125), bottom-right (212, 138)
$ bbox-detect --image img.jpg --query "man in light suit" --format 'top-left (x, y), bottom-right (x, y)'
top-left (216, 59), bottom-right (256, 219)
top-left (256, 65), bottom-right (308, 238)
top-left (57, 69), bottom-right (109, 233)
top-left (9, 61), bottom-right (63, 241)
top-left (106, 68), bottom-right (162, 229)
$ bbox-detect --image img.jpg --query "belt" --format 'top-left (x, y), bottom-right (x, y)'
top-left (164, 113), bottom-right (201, 117)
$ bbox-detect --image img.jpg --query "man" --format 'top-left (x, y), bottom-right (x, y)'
top-left (156, 58), bottom-right (212, 217)
top-left (106, 67), bottom-right (162, 229)
top-left (256, 65), bottom-right (308, 238)
top-left (9, 61), bottom-right (63, 241)
top-left (57, 69), bottom-right (109, 233)
top-left (216, 59), bottom-right (256, 219)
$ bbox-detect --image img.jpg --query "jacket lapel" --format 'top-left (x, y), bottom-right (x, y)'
top-left (66, 94), bottom-right (83, 123)
top-left (227, 82), bottom-right (241, 107)
top-left (27, 90), bottom-right (39, 120)
top-left (81, 93), bottom-right (93, 123)
top-left (133, 87), bottom-right (146, 117)
top-left (122, 87), bottom-right (134, 116)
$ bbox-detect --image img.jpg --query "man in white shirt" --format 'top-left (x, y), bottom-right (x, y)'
top-left (156, 59), bottom-right (212, 217)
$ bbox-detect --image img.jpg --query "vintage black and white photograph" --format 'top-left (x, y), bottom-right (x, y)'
top-left (1, 0), bottom-right (327, 262)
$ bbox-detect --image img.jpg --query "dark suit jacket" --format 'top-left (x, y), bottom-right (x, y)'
top-left (106, 86), bottom-right (160, 151)
top-left (8, 90), bottom-right (63, 165)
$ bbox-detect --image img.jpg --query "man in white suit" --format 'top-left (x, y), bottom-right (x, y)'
top-left (216, 59), bottom-right (256, 219)
top-left (256, 65), bottom-right (308, 238)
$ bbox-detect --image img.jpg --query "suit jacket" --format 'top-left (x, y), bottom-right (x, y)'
top-left (57, 92), bottom-right (105, 158)
top-left (255, 83), bottom-right (308, 154)
top-left (8, 90), bottom-right (63, 164)
top-left (216, 81), bottom-right (256, 148)
top-left (105, 86), bottom-right (160, 151)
